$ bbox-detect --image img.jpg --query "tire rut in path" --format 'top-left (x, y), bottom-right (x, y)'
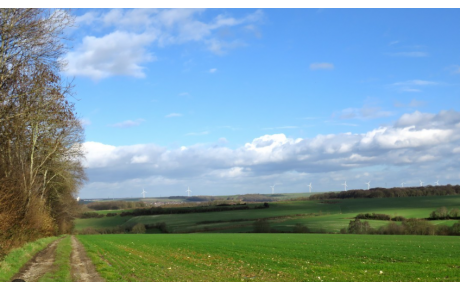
top-left (70, 235), bottom-right (104, 282)
top-left (11, 237), bottom-right (64, 282)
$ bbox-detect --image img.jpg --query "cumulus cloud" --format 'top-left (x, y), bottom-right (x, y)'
top-left (80, 110), bottom-right (460, 197)
top-left (110, 119), bottom-right (145, 128)
top-left (310, 63), bottom-right (334, 70)
top-left (66, 9), bottom-right (264, 80)
top-left (65, 31), bottom-right (156, 80)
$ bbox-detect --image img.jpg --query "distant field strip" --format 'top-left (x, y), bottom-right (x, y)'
top-left (78, 234), bottom-right (460, 282)
top-left (75, 195), bottom-right (460, 234)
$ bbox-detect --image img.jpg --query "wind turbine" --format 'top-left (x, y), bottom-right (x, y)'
top-left (141, 188), bottom-right (147, 199)
top-left (342, 181), bottom-right (347, 191)
top-left (420, 180), bottom-right (424, 187)
top-left (435, 180), bottom-right (439, 186)
top-left (401, 182), bottom-right (405, 187)
top-left (186, 186), bottom-right (192, 197)
top-left (270, 185), bottom-right (275, 194)
top-left (307, 183), bottom-right (312, 193)
top-left (365, 181), bottom-right (370, 190)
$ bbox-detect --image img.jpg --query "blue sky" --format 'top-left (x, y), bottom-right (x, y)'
top-left (62, 8), bottom-right (460, 198)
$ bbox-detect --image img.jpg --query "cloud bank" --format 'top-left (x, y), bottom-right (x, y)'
top-left (80, 110), bottom-right (460, 198)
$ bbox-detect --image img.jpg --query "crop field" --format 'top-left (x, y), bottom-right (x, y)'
top-left (75, 195), bottom-right (460, 233)
top-left (75, 215), bottom-right (132, 230)
top-left (77, 233), bottom-right (460, 282)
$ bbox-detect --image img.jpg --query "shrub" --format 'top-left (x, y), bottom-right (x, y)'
top-left (293, 223), bottom-right (310, 233)
top-left (451, 223), bottom-right (460, 235)
top-left (131, 223), bottom-right (146, 234)
top-left (392, 216), bottom-right (406, 221)
top-left (80, 212), bottom-right (104, 219)
top-left (402, 219), bottom-right (436, 235)
top-left (436, 207), bottom-right (449, 219)
top-left (253, 220), bottom-right (271, 233)
top-left (105, 213), bottom-right (118, 217)
top-left (79, 227), bottom-right (99, 235)
top-left (356, 213), bottom-right (391, 221)
top-left (347, 219), bottom-right (371, 234)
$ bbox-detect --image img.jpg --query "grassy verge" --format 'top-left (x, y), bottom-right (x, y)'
top-left (39, 235), bottom-right (72, 282)
top-left (0, 236), bottom-right (60, 282)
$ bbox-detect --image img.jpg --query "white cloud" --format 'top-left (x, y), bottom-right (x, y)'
top-left (206, 39), bottom-right (245, 55)
top-left (80, 110), bottom-right (460, 197)
top-left (310, 63), bottom-right (334, 70)
top-left (64, 31), bottom-right (156, 80)
top-left (393, 80), bottom-right (438, 86)
top-left (131, 155), bottom-right (149, 164)
top-left (391, 79), bottom-right (439, 93)
top-left (66, 9), bottom-right (264, 80)
top-left (110, 119), bottom-right (145, 128)
top-left (165, 113), bottom-right (182, 118)
top-left (75, 11), bottom-right (99, 26)
top-left (209, 68), bottom-right (217, 73)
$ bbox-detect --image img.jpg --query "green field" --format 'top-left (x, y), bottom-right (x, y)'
top-left (77, 233), bottom-right (460, 282)
top-left (75, 195), bottom-right (460, 233)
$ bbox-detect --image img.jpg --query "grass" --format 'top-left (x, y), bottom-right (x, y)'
top-left (78, 233), bottom-right (460, 282)
top-left (75, 215), bottom-right (132, 230)
top-left (0, 236), bottom-right (60, 282)
top-left (38, 235), bottom-right (72, 282)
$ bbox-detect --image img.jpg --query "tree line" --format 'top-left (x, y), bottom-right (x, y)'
top-left (308, 185), bottom-right (460, 200)
top-left (0, 9), bottom-right (84, 258)
top-left (85, 201), bottom-right (148, 211)
top-left (119, 204), bottom-right (254, 217)
top-left (343, 218), bottom-right (460, 236)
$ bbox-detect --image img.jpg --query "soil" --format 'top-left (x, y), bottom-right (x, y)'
top-left (11, 237), bottom-right (63, 282)
top-left (70, 235), bottom-right (104, 282)
top-left (11, 235), bottom-right (104, 282)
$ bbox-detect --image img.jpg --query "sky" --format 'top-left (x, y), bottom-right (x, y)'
top-left (59, 7), bottom-right (460, 198)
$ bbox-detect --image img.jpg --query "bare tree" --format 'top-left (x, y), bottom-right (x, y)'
top-left (0, 9), bottom-right (84, 257)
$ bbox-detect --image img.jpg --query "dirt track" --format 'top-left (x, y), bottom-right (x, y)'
top-left (11, 237), bottom-right (63, 282)
top-left (11, 235), bottom-right (104, 282)
top-left (70, 235), bottom-right (104, 282)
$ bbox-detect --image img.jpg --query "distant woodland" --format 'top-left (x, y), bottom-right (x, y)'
top-left (308, 185), bottom-right (460, 200)
top-left (0, 9), bottom-right (84, 258)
